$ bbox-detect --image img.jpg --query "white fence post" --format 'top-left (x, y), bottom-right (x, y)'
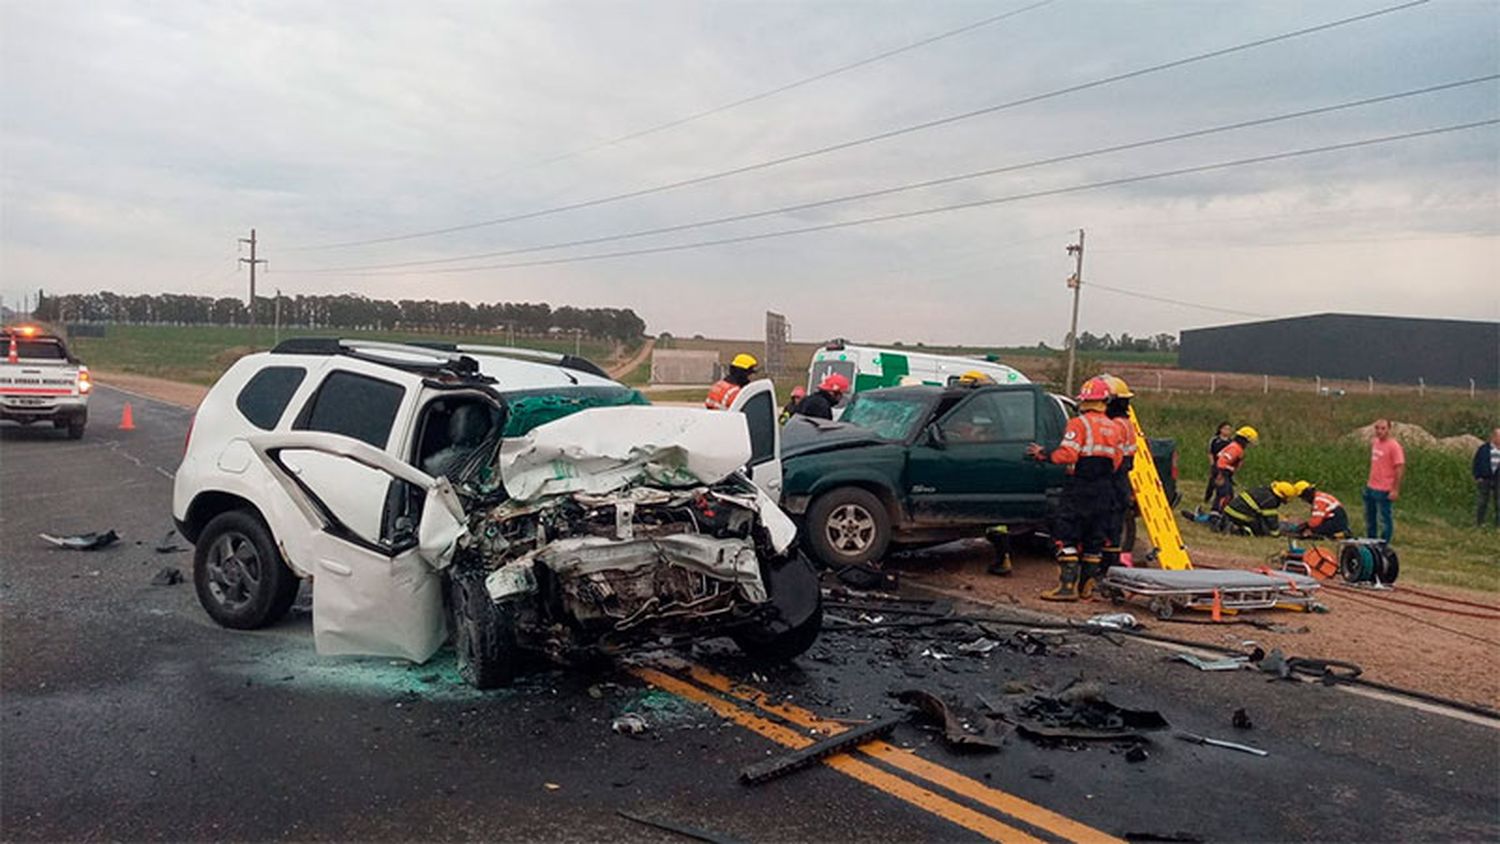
top-left (1419, 377), bottom-right (1425, 397)
top-left (1210, 373), bottom-right (1216, 394)
top-left (1156, 371), bottom-right (1163, 392)
top-left (1472, 378), bottom-right (1477, 399)
top-left (1263, 374), bottom-right (1269, 394)
top-left (1368, 376), bottom-right (1374, 394)
top-left (1315, 375), bottom-right (1322, 394)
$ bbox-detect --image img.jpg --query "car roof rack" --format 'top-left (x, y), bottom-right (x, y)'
top-left (270, 337), bottom-right (495, 383)
top-left (406, 341), bottom-right (608, 379)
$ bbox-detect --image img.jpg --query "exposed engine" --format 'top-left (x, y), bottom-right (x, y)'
top-left (453, 483), bottom-right (776, 656)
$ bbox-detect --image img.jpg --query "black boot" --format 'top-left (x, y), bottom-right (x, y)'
top-left (1040, 559), bottom-right (1080, 602)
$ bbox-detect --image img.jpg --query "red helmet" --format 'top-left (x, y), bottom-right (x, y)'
top-left (790, 386), bottom-right (807, 399)
top-left (1076, 377), bottom-right (1111, 402)
top-left (819, 373), bottom-right (850, 394)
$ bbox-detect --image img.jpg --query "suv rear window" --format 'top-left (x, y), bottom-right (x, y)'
top-left (294, 370), bottom-right (405, 448)
top-left (236, 366), bottom-right (306, 430)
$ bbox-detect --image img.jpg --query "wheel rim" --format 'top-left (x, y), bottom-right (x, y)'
top-left (205, 531), bottom-right (262, 612)
top-left (825, 502), bottom-right (877, 556)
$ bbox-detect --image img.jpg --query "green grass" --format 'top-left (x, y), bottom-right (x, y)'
top-left (1136, 392), bottom-right (1499, 591)
top-left (68, 325), bottom-right (620, 385)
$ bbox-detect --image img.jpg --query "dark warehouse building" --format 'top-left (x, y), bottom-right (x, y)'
top-left (1179, 313), bottom-right (1500, 389)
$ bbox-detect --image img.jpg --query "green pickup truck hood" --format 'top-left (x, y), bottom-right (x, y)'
top-left (780, 419), bottom-right (892, 460)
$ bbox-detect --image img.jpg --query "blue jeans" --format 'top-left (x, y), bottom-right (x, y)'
top-left (1363, 487), bottom-right (1394, 542)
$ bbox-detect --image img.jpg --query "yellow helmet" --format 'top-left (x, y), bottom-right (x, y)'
top-left (1236, 425), bottom-right (1260, 444)
top-left (730, 353), bottom-right (759, 371)
top-left (1293, 480), bottom-right (1313, 497)
top-left (1271, 481), bottom-right (1298, 501)
top-left (958, 370), bottom-right (995, 386)
top-left (1101, 373), bottom-right (1134, 398)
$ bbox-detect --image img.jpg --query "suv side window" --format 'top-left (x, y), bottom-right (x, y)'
top-left (294, 370), bottom-right (405, 448)
top-left (742, 390), bottom-right (775, 464)
top-left (236, 366), bottom-right (307, 430)
top-left (939, 391), bottom-right (1036, 443)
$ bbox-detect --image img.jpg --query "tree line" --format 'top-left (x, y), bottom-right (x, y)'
top-left (32, 291), bottom-right (647, 342)
top-left (1070, 330), bottom-right (1179, 353)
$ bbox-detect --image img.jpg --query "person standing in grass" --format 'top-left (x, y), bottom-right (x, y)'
top-left (1364, 419), bottom-right (1405, 542)
top-left (1474, 428), bottom-right (1500, 528)
top-left (1204, 421), bottom-right (1234, 506)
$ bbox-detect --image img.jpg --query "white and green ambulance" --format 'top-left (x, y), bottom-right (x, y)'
top-left (806, 340), bottom-right (1029, 407)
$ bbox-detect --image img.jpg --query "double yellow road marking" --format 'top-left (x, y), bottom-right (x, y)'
top-left (631, 663), bottom-right (1122, 844)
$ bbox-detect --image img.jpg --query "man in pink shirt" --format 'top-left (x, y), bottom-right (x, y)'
top-left (1364, 419), bottom-right (1406, 542)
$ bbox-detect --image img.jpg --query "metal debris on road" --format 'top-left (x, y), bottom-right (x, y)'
top-left (956, 637), bottom-right (1001, 655)
top-left (739, 716), bottom-right (901, 785)
top-left (1232, 708), bottom-right (1254, 730)
top-left (154, 529), bottom-right (187, 553)
top-left (1172, 653), bottom-right (1249, 671)
top-left (919, 647), bottom-right (954, 661)
top-left (617, 809), bottom-right (747, 844)
top-left (149, 567), bottom-right (184, 586)
top-left (895, 688), bottom-right (1008, 752)
top-left (39, 530), bottom-right (119, 551)
top-left (611, 713), bottom-right (650, 736)
top-left (1175, 732), bottom-right (1268, 757)
top-left (1085, 612), bottom-right (1139, 630)
top-left (1001, 682), bottom-right (1169, 743)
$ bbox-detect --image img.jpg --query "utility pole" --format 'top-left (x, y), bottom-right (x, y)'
top-left (1064, 229), bottom-right (1085, 395)
top-left (239, 228), bottom-right (267, 343)
top-left (274, 288), bottom-right (282, 347)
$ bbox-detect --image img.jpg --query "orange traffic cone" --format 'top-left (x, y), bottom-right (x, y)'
top-left (119, 402), bottom-right (136, 431)
top-left (1211, 588), bottom-right (1223, 622)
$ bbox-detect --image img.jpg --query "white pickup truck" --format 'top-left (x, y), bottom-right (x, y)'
top-left (0, 326), bottom-right (91, 438)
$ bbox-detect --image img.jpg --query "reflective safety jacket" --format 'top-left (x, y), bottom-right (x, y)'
top-left (1215, 440), bottom-right (1246, 473)
top-left (704, 379), bottom-right (742, 410)
top-left (1225, 485), bottom-right (1283, 523)
top-left (1048, 411), bottom-right (1123, 480)
top-left (1110, 414), bottom-right (1138, 471)
top-left (1306, 491), bottom-right (1344, 529)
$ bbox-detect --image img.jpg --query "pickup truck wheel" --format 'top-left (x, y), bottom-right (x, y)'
top-left (807, 487), bottom-right (890, 568)
top-left (193, 510), bottom-right (300, 630)
top-left (448, 571), bottom-right (518, 690)
top-left (66, 418), bottom-right (85, 439)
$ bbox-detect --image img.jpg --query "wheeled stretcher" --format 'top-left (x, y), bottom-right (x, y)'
top-left (1096, 567), bottom-right (1321, 619)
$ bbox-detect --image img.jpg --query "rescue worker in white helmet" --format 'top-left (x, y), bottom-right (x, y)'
top-left (796, 373), bottom-right (849, 420)
top-left (1026, 377), bottom-right (1123, 601)
top-left (1093, 373), bottom-right (1136, 597)
top-left (705, 353), bottom-right (759, 410)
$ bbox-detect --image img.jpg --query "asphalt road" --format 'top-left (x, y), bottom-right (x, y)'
top-left (2, 385), bottom-right (1497, 842)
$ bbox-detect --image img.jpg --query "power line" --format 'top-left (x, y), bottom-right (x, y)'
top-left (1086, 281), bottom-right (1273, 318)
top-left (481, 0), bottom-right (1060, 177)
top-left (290, 74), bottom-right (1495, 273)
top-left (288, 0), bottom-right (1431, 252)
top-left (310, 118), bottom-right (1498, 276)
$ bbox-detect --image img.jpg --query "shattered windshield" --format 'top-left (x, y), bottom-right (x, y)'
top-left (839, 392), bottom-right (930, 441)
top-left (501, 386), bottom-right (649, 437)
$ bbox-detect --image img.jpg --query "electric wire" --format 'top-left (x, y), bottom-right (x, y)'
top-left (303, 118), bottom-right (1499, 276)
top-left (1086, 282), bottom-right (1274, 319)
top-left (287, 0), bottom-right (1431, 252)
top-left (290, 73), bottom-right (1496, 273)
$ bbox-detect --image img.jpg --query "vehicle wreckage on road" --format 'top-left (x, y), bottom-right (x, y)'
top-left (172, 339), bottom-right (820, 688)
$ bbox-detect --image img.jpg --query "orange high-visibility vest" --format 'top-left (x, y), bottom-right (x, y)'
top-left (1051, 411), bottom-right (1123, 470)
top-left (1215, 440), bottom-right (1245, 472)
top-left (705, 379), bottom-right (742, 410)
top-left (1307, 491), bottom-right (1344, 528)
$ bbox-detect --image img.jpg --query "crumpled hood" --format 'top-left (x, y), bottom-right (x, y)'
top-left (498, 406), bottom-right (752, 501)
top-left (781, 417), bottom-right (891, 459)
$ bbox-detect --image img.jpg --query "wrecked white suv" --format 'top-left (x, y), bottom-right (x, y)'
top-left (172, 339), bottom-right (820, 687)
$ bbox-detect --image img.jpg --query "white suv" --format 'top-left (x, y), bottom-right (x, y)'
top-left (172, 339), bottom-right (819, 688)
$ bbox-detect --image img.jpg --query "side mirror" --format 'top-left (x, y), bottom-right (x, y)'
top-left (925, 423), bottom-right (947, 449)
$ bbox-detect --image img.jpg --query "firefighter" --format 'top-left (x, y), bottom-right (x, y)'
top-left (1209, 425), bottom-right (1259, 513)
top-left (796, 373), bottom-right (849, 420)
top-left (1292, 481), bottom-right (1350, 539)
top-left (778, 385), bottom-right (807, 425)
top-left (1026, 378), bottom-right (1122, 601)
top-left (1095, 373), bottom-right (1136, 596)
top-left (1216, 480), bottom-right (1297, 536)
top-left (705, 353), bottom-right (758, 410)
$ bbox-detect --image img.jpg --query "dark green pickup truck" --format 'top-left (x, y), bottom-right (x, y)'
top-left (780, 382), bottom-right (1177, 568)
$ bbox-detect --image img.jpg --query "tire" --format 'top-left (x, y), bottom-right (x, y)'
top-left (66, 418), bottom-right (85, 439)
top-left (734, 605), bottom-right (823, 662)
top-left (806, 487), bottom-right (891, 569)
top-left (447, 570), bottom-right (519, 690)
top-left (193, 510), bottom-right (300, 630)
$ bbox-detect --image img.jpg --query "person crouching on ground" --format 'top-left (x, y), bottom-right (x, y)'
top-left (1364, 418), bottom-right (1405, 542)
top-left (1216, 481), bottom-right (1298, 536)
top-left (1026, 378), bottom-right (1122, 602)
top-left (1291, 481), bottom-right (1349, 539)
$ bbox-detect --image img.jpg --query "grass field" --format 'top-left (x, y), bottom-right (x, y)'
top-left (68, 325), bottom-right (624, 385)
top-left (1134, 392), bottom-right (1498, 591)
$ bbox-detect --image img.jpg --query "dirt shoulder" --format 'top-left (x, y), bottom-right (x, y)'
top-left (95, 370), bottom-right (206, 409)
top-left (896, 542), bottom-right (1500, 710)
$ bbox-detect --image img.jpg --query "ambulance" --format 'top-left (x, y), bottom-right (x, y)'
top-left (805, 339), bottom-right (1029, 411)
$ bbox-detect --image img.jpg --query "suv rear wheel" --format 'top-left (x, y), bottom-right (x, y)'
top-left (806, 487), bottom-right (891, 568)
top-left (193, 510), bottom-right (301, 629)
top-left (447, 570), bottom-right (519, 689)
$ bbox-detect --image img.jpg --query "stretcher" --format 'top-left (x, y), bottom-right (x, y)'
top-left (1124, 407), bottom-right (1192, 570)
top-left (1097, 567), bottom-right (1321, 619)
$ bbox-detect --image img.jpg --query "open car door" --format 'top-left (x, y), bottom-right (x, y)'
top-left (246, 432), bottom-right (467, 663)
top-left (728, 379), bottom-right (781, 497)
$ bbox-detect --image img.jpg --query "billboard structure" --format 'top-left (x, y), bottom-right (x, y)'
top-left (764, 311), bottom-right (789, 377)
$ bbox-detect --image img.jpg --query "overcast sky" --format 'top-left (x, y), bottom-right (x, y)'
top-left (2, 0), bottom-right (1496, 344)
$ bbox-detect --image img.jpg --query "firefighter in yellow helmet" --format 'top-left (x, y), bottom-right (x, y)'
top-left (1214, 480), bottom-right (1297, 536)
top-left (1091, 373), bottom-right (1136, 597)
top-left (705, 353), bottom-right (758, 410)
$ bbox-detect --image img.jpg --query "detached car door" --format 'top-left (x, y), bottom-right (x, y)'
top-left (248, 432), bottom-right (466, 663)
top-left (728, 379), bottom-right (782, 497)
top-left (904, 387), bottom-right (1051, 524)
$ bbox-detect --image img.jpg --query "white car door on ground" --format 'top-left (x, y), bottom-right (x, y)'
top-left (247, 432), bottom-right (466, 663)
top-left (728, 379), bottom-right (781, 497)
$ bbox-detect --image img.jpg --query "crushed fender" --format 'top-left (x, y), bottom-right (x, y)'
top-left (895, 688), bottom-right (1008, 752)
